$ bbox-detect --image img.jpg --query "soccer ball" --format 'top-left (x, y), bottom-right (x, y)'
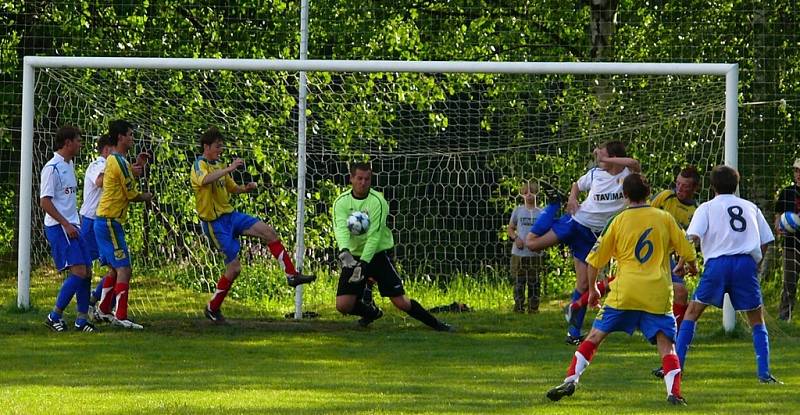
top-left (779, 211), bottom-right (799, 234)
top-left (347, 211), bottom-right (370, 235)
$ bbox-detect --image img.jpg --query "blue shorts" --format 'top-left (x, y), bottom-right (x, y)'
top-left (44, 224), bottom-right (91, 271)
top-left (93, 217), bottom-right (131, 268)
top-left (692, 254), bottom-right (762, 311)
top-left (202, 211), bottom-right (260, 264)
top-left (551, 214), bottom-right (598, 262)
top-left (670, 257), bottom-right (685, 285)
top-left (80, 216), bottom-right (108, 266)
top-left (593, 305), bottom-right (677, 345)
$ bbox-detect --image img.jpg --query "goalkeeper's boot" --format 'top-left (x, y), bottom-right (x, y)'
top-left (539, 180), bottom-right (566, 205)
top-left (652, 367), bottom-right (665, 379)
top-left (434, 321), bottom-right (454, 332)
top-left (204, 305), bottom-right (227, 324)
top-left (546, 381), bottom-right (576, 401)
top-left (74, 319), bottom-right (99, 333)
top-left (565, 334), bottom-right (585, 346)
top-left (112, 318), bottom-right (144, 330)
top-left (357, 307), bottom-right (383, 328)
top-left (287, 273), bottom-right (317, 287)
top-left (667, 395), bottom-right (688, 406)
top-left (45, 314), bottom-right (68, 332)
top-left (759, 374), bottom-right (783, 384)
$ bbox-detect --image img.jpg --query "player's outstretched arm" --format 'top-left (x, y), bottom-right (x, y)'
top-left (566, 182), bottom-right (581, 214)
top-left (597, 153), bottom-right (641, 173)
top-left (200, 158), bottom-right (243, 186)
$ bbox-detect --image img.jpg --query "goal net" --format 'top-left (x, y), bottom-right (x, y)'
top-left (18, 59), bottom-right (734, 319)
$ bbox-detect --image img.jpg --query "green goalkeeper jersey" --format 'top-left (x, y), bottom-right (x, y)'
top-left (333, 188), bottom-right (394, 262)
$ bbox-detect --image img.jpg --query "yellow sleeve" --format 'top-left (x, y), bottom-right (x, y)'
top-left (225, 175), bottom-right (238, 193)
top-left (586, 221), bottom-right (616, 269)
top-left (190, 159), bottom-right (209, 188)
top-left (650, 190), bottom-right (670, 209)
top-left (122, 159), bottom-right (140, 200)
top-left (669, 215), bottom-right (696, 262)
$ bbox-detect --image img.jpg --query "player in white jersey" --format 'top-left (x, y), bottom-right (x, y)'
top-left (41, 126), bottom-right (97, 332)
top-left (526, 141), bottom-right (640, 344)
top-left (675, 165), bottom-right (780, 384)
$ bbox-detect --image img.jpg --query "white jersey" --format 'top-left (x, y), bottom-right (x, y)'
top-left (686, 194), bottom-right (774, 263)
top-left (79, 156), bottom-right (107, 219)
top-left (39, 152), bottom-right (80, 227)
top-left (572, 167), bottom-right (631, 231)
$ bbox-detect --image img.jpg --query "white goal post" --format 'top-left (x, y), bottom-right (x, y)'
top-left (18, 57), bottom-right (739, 330)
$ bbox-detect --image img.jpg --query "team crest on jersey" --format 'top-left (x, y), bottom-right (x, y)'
top-left (114, 249), bottom-right (127, 260)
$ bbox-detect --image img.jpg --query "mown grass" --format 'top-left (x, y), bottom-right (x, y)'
top-left (0, 269), bottom-right (798, 414)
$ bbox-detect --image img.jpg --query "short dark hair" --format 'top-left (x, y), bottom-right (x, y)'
top-left (622, 173), bottom-right (650, 202)
top-left (350, 162), bottom-right (372, 175)
top-left (200, 126), bottom-right (224, 147)
top-left (96, 133), bottom-right (112, 152)
top-left (602, 140), bottom-right (627, 158)
top-left (710, 165), bottom-right (739, 194)
top-left (108, 120), bottom-right (134, 146)
top-left (54, 126), bottom-right (81, 150)
top-left (679, 165), bottom-right (701, 185)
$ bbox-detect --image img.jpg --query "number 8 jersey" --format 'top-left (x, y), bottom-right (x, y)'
top-left (687, 194), bottom-right (774, 264)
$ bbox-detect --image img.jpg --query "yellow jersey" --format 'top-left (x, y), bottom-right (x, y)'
top-left (190, 157), bottom-right (238, 222)
top-left (586, 206), bottom-right (696, 314)
top-left (650, 189), bottom-right (697, 229)
top-left (96, 153), bottom-right (140, 222)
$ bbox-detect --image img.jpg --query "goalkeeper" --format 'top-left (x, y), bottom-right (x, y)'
top-left (332, 162), bottom-right (452, 331)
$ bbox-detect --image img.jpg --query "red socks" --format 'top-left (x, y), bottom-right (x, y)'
top-left (114, 282), bottom-right (129, 320)
top-left (267, 240), bottom-right (297, 276)
top-left (565, 340), bottom-right (598, 381)
top-left (98, 274), bottom-right (116, 313)
top-left (662, 354), bottom-right (682, 397)
top-left (209, 276), bottom-right (233, 312)
top-left (673, 303), bottom-right (688, 328)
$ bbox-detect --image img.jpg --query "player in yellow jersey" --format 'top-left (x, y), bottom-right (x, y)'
top-left (190, 127), bottom-right (315, 323)
top-left (546, 173), bottom-right (698, 406)
top-left (93, 120), bottom-right (153, 330)
top-left (650, 166), bottom-right (701, 328)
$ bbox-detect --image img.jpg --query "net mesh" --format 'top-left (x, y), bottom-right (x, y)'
top-left (28, 66), bottom-right (727, 315)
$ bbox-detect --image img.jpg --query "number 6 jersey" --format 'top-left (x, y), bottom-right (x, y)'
top-left (586, 206), bottom-right (696, 314)
top-left (687, 194), bottom-right (774, 263)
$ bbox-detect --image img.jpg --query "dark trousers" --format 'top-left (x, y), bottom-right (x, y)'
top-left (779, 244), bottom-right (799, 320)
top-left (511, 255), bottom-right (545, 312)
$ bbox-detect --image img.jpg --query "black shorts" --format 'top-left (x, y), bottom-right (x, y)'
top-left (336, 250), bottom-right (405, 298)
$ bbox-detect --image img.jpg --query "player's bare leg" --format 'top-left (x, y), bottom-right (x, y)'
top-left (243, 221), bottom-right (315, 287)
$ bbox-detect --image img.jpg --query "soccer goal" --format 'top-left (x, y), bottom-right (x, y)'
top-left (18, 57), bottom-right (739, 328)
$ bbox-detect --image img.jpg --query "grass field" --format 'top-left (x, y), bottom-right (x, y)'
top-left (0, 270), bottom-right (798, 415)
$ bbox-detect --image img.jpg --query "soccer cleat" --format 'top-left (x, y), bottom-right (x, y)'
top-left (434, 321), bottom-right (455, 332)
top-left (539, 180), bottom-right (566, 205)
top-left (667, 395), bottom-right (688, 406)
top-left (287, 273), bottom-right (317, 287)
top-left (111, 318), bottom-right (144, 330)
top-left (759, 374), bottom-right (783, 384)
top-left (45, 314), bottom-right (68, 332)
top-left (546, 381), bottom-right (576, 402)
top-left (204, 305), bottom-right (227, 324)
top-left (92, 307), bottom-right (115, 323)
top-left (74, 321), bottom-right (99, 332)
top-left (565, 334), bottom-right (585, 346)
top-left (652, 367), bottom-right (665, 379)
top-left (357, 307), bottom-right (383, 328)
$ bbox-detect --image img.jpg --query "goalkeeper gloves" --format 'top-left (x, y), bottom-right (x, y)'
top-left (338, 249), bottom-right (358, 269)
top-left (348, 260), bottom-right (367, 283)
